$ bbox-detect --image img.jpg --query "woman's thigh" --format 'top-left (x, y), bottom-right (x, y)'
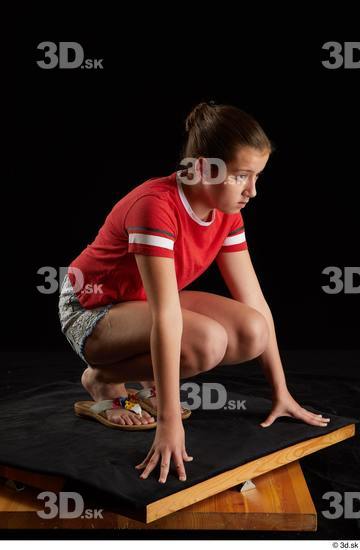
top-left (83, 299), bottom-right (228, 367)
top-left (178, 290), bottom-right (269, 365)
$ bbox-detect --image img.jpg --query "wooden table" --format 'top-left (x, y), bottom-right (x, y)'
top-left (0, 424), bottom-right (355, 531)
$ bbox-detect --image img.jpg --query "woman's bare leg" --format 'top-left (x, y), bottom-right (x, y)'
top-left (81, 303), bottom-right (229, 425)
top-left (81, 348), bottom-right (202, 425)
top-left (80, 291), bottom-right (268, 426)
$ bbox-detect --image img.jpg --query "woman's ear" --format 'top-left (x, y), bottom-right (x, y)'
top-left (180, 168), bottom-right (194, 180)
top-left (193, 157), bottom-right (204, 183)
top-left (210, 162), bottom-right (220, 180)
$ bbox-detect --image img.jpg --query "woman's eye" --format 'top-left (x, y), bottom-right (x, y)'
top-left (236, 174), bottom-right (248, 182)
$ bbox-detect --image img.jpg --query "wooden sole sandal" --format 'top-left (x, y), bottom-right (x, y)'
top-left (74, 396), bottom-right (157, 430)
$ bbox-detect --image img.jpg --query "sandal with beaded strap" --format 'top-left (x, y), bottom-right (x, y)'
top-left (74, 396), bottom-right (157, 430)
top-left (127, 385), bottom-right (192, 420)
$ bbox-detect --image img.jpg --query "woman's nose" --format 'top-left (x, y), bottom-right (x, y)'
top-left (245, 178), bottom-right (257, 199)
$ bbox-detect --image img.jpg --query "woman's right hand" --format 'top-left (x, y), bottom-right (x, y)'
top-left (135, 417), bottom-right (193, 483)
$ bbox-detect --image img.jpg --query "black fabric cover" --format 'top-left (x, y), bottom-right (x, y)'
top-left (0, 379), bottom-right (358, 511)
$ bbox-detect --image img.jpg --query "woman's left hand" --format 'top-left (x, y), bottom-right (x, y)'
top-left (260, 389), bottom-right (331, 428)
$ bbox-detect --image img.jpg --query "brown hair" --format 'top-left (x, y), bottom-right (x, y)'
top-left (181, 101), bottom-right (273, 165)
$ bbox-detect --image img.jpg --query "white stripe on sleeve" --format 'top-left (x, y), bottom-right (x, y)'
top-left (222, 232), bottom-right (246, 247)
top-left (129, 233), bottom-right (175, 250)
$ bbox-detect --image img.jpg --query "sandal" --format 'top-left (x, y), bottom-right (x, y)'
top-left (127, 385), bottom-right (192, 420)
top-left (74, 396), bottom-right (157, 430)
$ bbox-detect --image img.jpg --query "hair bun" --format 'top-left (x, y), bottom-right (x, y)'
top-left (185, 101), bottom-right (217, 133)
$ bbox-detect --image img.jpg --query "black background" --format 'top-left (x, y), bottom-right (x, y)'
top-left (8, 20), bottom-right (360, 352)
top-left (2, 14), bottom-right (360, 542)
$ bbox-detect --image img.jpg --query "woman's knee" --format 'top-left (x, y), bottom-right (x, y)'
top-left (183, 320), bottom-right (228, 374)
top-left (242, 310), bottom-right (269, 360)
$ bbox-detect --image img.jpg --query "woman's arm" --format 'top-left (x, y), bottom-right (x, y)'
top-left (134, 254), bottom-right (193, 481)
top-left (246, 299), bottom-right (287, 396)
top-left (135, 254), bottom-right (183, 420)
top-left (216, 249), bottom-right (287, 391)
top-left (216, 249), bottom-right (331, 428)
top-left (150, 313), bottom-right (183, 420)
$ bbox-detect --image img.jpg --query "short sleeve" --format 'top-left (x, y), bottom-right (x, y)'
top-left (218, 213), bottom-right (248, 253)
top-left (125, 194), bottom-right (178, 258)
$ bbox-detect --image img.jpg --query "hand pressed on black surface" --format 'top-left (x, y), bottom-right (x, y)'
top-left (260, 388), bottom-right (331, 428)
top-left (135, 417), bottom-right (193, 483)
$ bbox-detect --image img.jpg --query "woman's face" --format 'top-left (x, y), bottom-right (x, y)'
top-left (206, 146), bottom-right (270, 213)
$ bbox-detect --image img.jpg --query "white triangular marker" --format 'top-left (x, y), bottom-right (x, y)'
top-left (240, 479), bottom-right (256, 492)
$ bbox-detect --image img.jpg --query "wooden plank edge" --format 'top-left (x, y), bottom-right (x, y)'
top-left (146, 423), bottom-right (355, 523)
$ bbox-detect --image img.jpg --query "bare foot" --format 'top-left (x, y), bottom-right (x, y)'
top-left (81, 367), bottom-right (155, 426)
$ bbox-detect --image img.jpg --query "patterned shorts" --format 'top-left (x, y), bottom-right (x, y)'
top-left (58, 274), bottom-right (113, 364)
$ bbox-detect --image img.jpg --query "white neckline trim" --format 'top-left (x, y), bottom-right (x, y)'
top-left (175, 171), bottom-right (216, 226)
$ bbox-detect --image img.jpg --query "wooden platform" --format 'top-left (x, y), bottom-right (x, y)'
top-left (0, 424), bottom-right (355, 531)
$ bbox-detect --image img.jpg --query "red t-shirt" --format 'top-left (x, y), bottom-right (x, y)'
top-left (68, 171), bottom-right (248, 308)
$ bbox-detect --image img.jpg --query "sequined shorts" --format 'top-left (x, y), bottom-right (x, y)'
top-left (58, 274), bottom-right (113, 364)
